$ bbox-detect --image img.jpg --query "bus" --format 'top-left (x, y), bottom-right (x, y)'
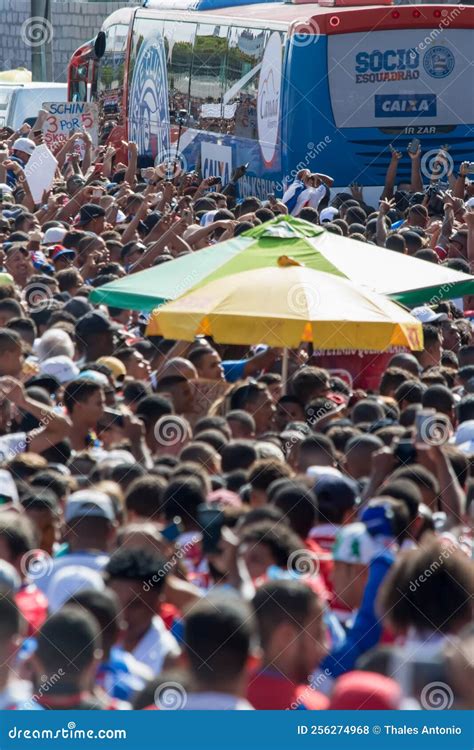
top-left (68, 0), bottom-right (473, 203)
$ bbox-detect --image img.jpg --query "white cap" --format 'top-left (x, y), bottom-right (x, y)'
top-left (48, 565), bottom-right (106, 613)
top-left (40, 355), bottom-right (79, 384)
top-left (200, 210), bottom-right (217, 227)
top-left (12, 137), bottom-right (35, 156)
top-left (320, 207), bottom-right (339, 223)
top-left (42, 227), bottom-right (67, 245)
top-left (0, 469), bottom-right (19, 504)
top-left (65, 490), bottom-right (115, 523)
top-left (410, 306), bottom-right (448, 324)
top-left (333, 522), bottom-right (379, 565)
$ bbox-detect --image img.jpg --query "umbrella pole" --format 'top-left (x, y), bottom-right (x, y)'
top-left (282, 348), bottom-right (289, 394)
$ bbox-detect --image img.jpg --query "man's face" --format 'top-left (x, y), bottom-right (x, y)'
top-left (4, 248), bottom-right (33, 286)
top-left (295, 603), bottom-right (328, 682)
top-left (77, 387), bottom-right (105, 427)
top-left (197, 351), bottom-right (224, 381)
top-left (0, 343), bottom-right (24, 377)
top-left (247, 389), bottom-right (276, 434)
top-left (276, 400), bottom-right (305, 431)
top-left (108, 578), bottom-right (155, 639)
top-left (126, 351), bottom-right (151, 380)
top-left (240, 541), bottom-right (275, 580)
top-left (442, 322), bottom-right (461, 353)
top-left (25, 507), bottom-right (59, 557)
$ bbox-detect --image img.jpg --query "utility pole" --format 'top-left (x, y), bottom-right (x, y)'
top-left (30, 0), bottom-right (53, 81)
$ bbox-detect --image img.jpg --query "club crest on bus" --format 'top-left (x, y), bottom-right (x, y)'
top-left (128, 37), bottom-right (170, 160)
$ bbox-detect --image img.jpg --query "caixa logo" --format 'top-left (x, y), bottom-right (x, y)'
top-left (375, 94), bottom-right (437, 118)
top-left (355, 48), bottom-right (420, 83)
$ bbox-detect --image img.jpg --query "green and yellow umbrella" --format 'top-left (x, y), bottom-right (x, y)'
top-left (90, 216), bottom-right (474, 312)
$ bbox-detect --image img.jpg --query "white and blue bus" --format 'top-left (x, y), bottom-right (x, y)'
top-left (68, 0), bottom-right (473, 202)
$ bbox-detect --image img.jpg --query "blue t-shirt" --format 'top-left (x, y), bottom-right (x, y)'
top-left (222, 359), bottom-right (247, 382)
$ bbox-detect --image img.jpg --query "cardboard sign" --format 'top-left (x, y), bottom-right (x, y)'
top-left (42, 101), bottom-right (99, 153)
top-left (24, 144), bottom-right (58, 204)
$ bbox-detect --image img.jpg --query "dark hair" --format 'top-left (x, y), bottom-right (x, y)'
top-left (422, 385), bottom-right (455, 414)
top-left (390, 464), bottom-right (440, 495)
top-left (106, 547), bottom-right (167, 590)
top-left (67, 588), bottom-right (119, 656)
top-left (325, 425), bottom-right (361, 452)
top-left (239, 521), bottom-right (302, 567)
top-left (194, 416), bottom-right (231, 440)
top-left (289, 367), bottom-right (330, 405)
top-left (63, 378), bottom-right (102, 414)
top-left (381, 479), bottom-right (421, 522)
top-left (248, 458), bottom-right (292, 492)
top-left (30, 470), bottom-right (71, 501)
top-left (188, 346), bottom-right (214, 369)
top-left (36, 607), bottom-right (100, 676)
top-left (0, 327), bottom-right (22, 352)
top-left (299, 434), bottom-right (336, 462)
top-left (351, 399), bottom-right (385, 424)
top-left (192, 429), bottom-right (228, 454)
top-left (125, 475), bottom-right (166, 520)
top-left (422, 324), bottom-right (442, 349)
top-left (162, 477), bottom-right (205, 525)
top-left (271, 480), bottom-right (318, 538)
top-left (379, 367), bottom-right (410, 396)
top-left (221, 440), bottom-right (257, 472)
top-left (298, 207), bottom-right (319, 224)
top-left (110, 462), bottom-right (146, 491)
top-left (135, 395), bottom-right (173, 428)
top-left (394, 380), bottom-right (425, 406)
top-left (226, 410), bottom-right (256, 435)
top-left (380, 541), bottom-right (473, 635)
top-left (184, 595), bottom-right (254, 685)
top-left (253, 580), bottom-right (322, 649)
top-left (0, 593), bottom-right (20, 642)
top-left (7, 317), bottom-right (36, 339)
top-left (457, 395), bottom-right (474, 425)
top-left (0, 514), bottom-right (35, 558)
top-left (229, 381), bottom-right (267, 411)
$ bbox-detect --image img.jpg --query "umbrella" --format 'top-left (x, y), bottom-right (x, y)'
top-left (90, 216), bottom-right (474, 312)
top-left (146, 256), bottom-right (423, 355)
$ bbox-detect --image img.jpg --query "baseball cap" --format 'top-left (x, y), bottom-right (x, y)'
top-left (50, 244), bottom-right (76, 263)
top-left (40, 355), bottom-right (79, 384)
top-left (65, 489), bottom-right (115, 523)
top-left (75, 310), bottom-right (116, 339)
top-left (42, 227), bottom-right (67, 245)
top-left (314, 473), bottom-right (360, 513)
top-left (63, 297), bottom-right (92, 320)
top-left (77, 203), bottom-right (106, 226)
top-left (12, 137), bottom-right (35, 156)
top-left (48, 565), bottom-right (106, 613)
top-left (97, 356), bottom-right (127, 381)
top-left (0, 183), bottom-right (14, 201)
top-left (410, 306), bottom-right (448, 324)
top-left (332, 522), bottom-right (378, 564)
top-left (319, 207), bottom-right (339, 223)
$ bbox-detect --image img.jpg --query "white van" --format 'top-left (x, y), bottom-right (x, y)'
top-left (0, 83), bottom-right (68, 130)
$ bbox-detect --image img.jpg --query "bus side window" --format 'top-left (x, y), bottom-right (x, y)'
top-left (189, 23), bottom-right (229, 133)
top-left (163, 20), bottom-right (196, 126)
top-left (224, 27), bottom-right (269, 140)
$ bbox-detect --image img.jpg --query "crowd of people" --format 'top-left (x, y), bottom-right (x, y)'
top-left (0, 115), bottom-right (472, 712)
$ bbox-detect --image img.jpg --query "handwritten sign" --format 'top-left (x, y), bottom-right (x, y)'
top-left (24, 144), bottom-right (58, 204)
top-left (42, 101), bottom-right (99, 153)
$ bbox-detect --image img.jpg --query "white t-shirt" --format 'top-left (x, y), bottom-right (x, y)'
top-left (132, 615), bottom-right (181, 675)
top-left (35, 551), bottom-right (110, 596)
top-left (293, 184), bottom-right (326, 216)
